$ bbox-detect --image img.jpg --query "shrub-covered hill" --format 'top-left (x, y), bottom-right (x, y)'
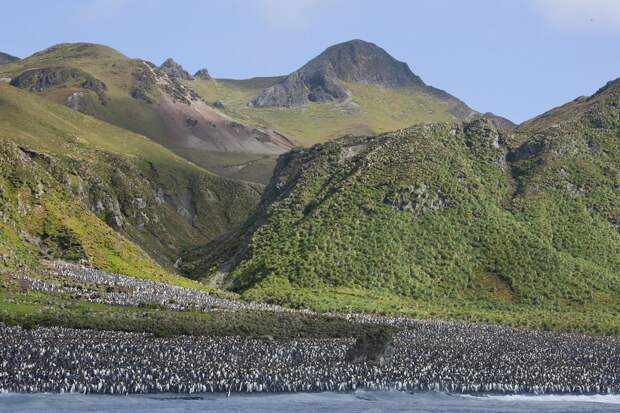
top-left (0, 83), bottom-right (260, 276)
top-left (181, 80), bottom-right (620, 334)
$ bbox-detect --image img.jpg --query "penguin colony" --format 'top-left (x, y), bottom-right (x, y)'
top-left (2, 263), bottom-right (619, 395)
top-left (22, 263), bottom-right (285, 313)
top-left (0, 323), bottom-right (618, 395)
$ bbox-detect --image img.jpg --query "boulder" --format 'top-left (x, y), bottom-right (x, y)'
top-left (194, 68), bottom-right (211, 80)
top-left (345, 330), bottom-right (394, 367)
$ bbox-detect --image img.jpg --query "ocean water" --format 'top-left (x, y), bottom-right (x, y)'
top-left (1, 392), bottom-right (619, 413)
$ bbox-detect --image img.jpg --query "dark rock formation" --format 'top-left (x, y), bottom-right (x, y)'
top-left (130, 64), bottom-right (157, 103)
top-left (251, 39), bottom-right (424, 107)
top-left (345, 330), bottom-right (394, 367)
top-left (159, 58), bottom-right (194, 80)
top-left (194, 68), bottom-right (211, 80)
top-left (479, 112), bottom-right (516, 129)
top-left (10, 66), bottom-right (108, 103)
top-left (0, 52), bottom-right (19, 65)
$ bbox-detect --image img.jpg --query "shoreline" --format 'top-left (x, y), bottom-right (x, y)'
top-left (1, 390), bottom-right (620, 398)
top-left (1, 324), bottom-right (617, 396)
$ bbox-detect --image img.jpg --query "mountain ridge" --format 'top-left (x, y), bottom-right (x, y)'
top-left (252, 39), bottom-right (440, 108)
top-left (0, 43), bottom-right (294, 182)
top-left (180, 76), bottom-right (620, 334)
top-left (0, 52), bottom-right (19, 65)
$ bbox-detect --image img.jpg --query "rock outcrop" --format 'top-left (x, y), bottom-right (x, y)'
top-left (345, 330), bottom-right (394, 367)
top-left (251, 39), bottom-right (424, 107)
top-left (194, 68), bottom-right (211, 80)
top-left (10, 66), bottom-right (108, 103)
top-left (159, 58), bottom-right (194, 80)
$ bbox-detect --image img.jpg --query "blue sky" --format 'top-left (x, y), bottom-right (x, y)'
top-left (2, 0), bottom-right (620, 123)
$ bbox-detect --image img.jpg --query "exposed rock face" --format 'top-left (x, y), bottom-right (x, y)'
top-left (194, 68), bottom-right (211, 80)
top-left (251, 39), bottom-right (424, 107)
top-left (345, 330), bottom-right (394, 367)
top-left (159, 58), bottom-right (194, 80)
top-left (130, 62), bottom-right (157, 103)
top-left (9, 66), bottom-right (108, 103)
top-left (0, 52), bottom-right (19, 65)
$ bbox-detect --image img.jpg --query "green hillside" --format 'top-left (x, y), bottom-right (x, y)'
top-left (0, 83), bottom-right (260, 276)
top-left (0, 52), bottom-right (19, 65)
top-left (186, 40), bottom-right (512, 149)
top-left (182, 80), bottom-right (620, 335)
top-left (0, 43), bottom-right (169, 140)
top-left (189, 78), bottom-right (474, 147)
top-left (0, 43), bottom-right (294, 183)
top-left (0, 42), bottom-right (511, 184)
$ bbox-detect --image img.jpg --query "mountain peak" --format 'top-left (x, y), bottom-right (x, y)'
top-left (159, 58), bottom-right (194, 80)
top-left (251, 39), bottom-right (424, 107)
top-left (29, 43), bottom-right (127, 61)
top-left (194, 68), bottom-right (211, 80)
top-left (0, 52), bottom-right (19, 65)
top-left (309, 39), bottom-right (424, 88)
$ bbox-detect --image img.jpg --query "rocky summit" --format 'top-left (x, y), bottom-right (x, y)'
top-left (159, 57), bottom-right (194, 80)
top-left (251, 39), bottom-right (425, 107)
top-left (194, 68), bottom-right (211, 80)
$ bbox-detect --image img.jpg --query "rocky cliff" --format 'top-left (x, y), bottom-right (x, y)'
top-left (251, 39), bottom-right (425, 107)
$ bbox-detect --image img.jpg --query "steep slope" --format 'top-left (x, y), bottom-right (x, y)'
top-left (187, 40), bottom-right (508, 153)
top-left (0, 83), bottom-right (260, 273)
top-left (159, 57), bottom-right (194, 80)
top-left (249, 39), bottom-right (475, 118)
top-left (0, 52), bottom-right (19, 65)
top-left (181, 80), bottom-right (620, 334)
top-left (0, 43), bottom-right (293, 182)
top-left (251, 39), bottom-right (424, 107)
top-left (518, 77), bottom-right (620, 132)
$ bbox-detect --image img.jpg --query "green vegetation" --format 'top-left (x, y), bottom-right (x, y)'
top-left (188, 78), bottom-right (464, 146)
top-left (0, 83), bottom-right (259, 276)
top-left (0, 43), bottom-right (295, 182)
top-left (0, 288), bottom-right (381, 339)
top-left (182, 81), bottom-right (620, 335)
top-left (0, 43), bottom-right (170, 142)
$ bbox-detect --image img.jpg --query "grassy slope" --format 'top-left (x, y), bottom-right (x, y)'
top-left (1, 43), bottom-right (477, 183)
top-left (0, 280), bottom-right (379, 338)
top-left (0, 44), bottom-right (296, 184)
top-left (182, 112), bottom-right (620, 335)
top-left (0, 43), bottom-right (170, 143)
top-left (188, 78), bottom-right (464, 146)
top-left (0, 83), bottom-right (259, 277)
top-left (0, 137), bottom-right (184, 285)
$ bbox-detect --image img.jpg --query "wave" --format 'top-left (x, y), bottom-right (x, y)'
top-left (461, 393), bottom-right (620, 405)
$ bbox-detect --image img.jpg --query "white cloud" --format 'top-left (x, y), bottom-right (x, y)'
top-left (532, 0), bottom-right (620, 33)
top-left (252, 0), bottom-right (334, 31)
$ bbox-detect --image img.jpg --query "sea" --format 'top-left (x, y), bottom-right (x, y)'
top-left (1, 391), bottom-right (619, 413)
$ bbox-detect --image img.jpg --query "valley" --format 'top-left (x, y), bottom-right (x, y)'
top-left (0, 29), bottom-right (618, 404)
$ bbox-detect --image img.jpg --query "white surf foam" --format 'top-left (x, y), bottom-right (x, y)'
top-left (463, 394), bottom-right (620, 405)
